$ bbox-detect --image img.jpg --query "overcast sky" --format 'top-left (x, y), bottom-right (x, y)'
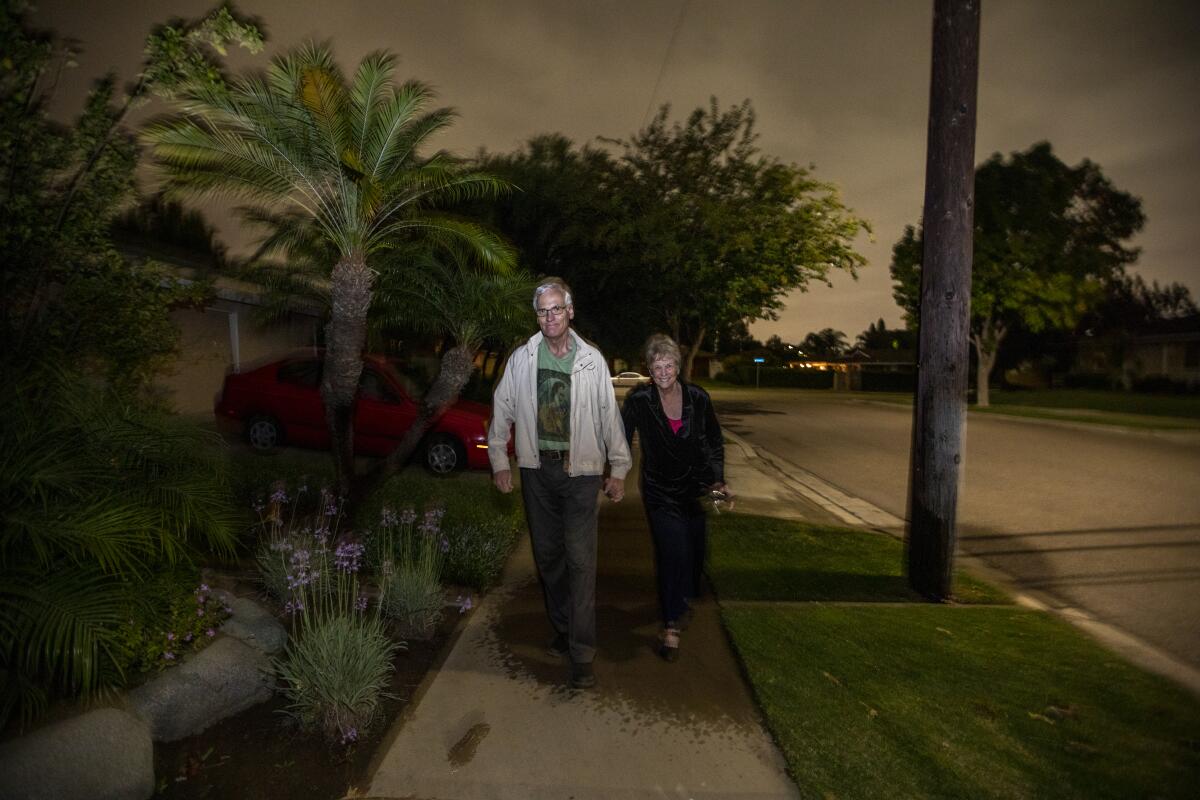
top-left (32, 0), bottom-right (1200, 342)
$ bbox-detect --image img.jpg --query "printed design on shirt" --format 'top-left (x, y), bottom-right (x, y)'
top-left (537, 367), bottom-right (571, 445)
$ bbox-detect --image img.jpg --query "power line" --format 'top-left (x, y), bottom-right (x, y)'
top-left (640, 0), bottom-right (692, 130)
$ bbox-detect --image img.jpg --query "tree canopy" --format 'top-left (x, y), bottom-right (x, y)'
top-left (890, 141), bottom-right (1145, 405)
top-left (481, 100), bottom-right (870, 377)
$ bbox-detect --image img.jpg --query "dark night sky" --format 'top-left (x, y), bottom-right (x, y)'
top-left (31, 0), bottom-right (1200, 342)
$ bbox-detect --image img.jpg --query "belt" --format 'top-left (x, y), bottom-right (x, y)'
top-left (539, 449), bottom-right (567, 460)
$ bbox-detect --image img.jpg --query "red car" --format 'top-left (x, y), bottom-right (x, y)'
top-left (214, 352), bottom-right (494, 473)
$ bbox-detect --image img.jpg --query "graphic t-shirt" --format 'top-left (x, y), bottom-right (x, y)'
top-left (537, 340), bottom-right (574, 450)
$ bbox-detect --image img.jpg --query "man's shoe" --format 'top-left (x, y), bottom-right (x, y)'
top-left (546, 632), bottom-right (569, 659)
top-left (570, 661), bottom-right (596, 689)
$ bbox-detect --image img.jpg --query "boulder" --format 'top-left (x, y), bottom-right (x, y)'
top-left (0, 707), bottom-right (153, 800)
top-left (127, 635), bottom-right (274, 742)
top-left (213, 589), bottom-right (288, 654)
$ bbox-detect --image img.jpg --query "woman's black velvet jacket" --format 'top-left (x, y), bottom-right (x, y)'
top-left (620, 381), bottom-right (725, 512)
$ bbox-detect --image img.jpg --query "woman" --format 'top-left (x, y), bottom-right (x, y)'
top-left (621, 334), bottom-right (730, 661)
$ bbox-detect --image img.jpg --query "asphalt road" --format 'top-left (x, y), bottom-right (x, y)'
top-left (705, 387), bottom-right (1200, 670)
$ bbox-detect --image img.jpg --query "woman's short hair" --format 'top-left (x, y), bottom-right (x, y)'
top-left (644, 333), bottom-right (681, 371)
top-left (532, 277), bottom-right (573, 311)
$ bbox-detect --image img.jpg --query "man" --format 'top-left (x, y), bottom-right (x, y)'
top-left (489, 277), bottom-right (631, 689)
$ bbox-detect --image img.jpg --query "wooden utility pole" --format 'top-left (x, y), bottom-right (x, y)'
top-left (906, 0), bottom-right (980, 599)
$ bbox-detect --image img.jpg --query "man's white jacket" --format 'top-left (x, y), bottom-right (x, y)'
top-left (488, 329), bottom-right (632, 479)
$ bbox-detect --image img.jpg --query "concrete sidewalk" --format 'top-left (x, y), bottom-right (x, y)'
top-left (366, 446), bottom-right (809, 799)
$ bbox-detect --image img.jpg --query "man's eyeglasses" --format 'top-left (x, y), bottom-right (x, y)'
top-left (535, 304), bottom-right (568, 318)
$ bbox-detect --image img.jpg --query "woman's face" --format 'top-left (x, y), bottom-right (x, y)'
top-left (650, 357), bottom-right (679, 392)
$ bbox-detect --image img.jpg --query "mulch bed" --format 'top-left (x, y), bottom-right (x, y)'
top-left (153, 574), bottom-right (463, 800)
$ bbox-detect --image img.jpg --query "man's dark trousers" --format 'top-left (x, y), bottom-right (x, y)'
top-left (521, 458), bottom-right (601, 664)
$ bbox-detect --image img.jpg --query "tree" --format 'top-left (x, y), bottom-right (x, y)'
top-left (1, 4), bottom-right (258, 395)
top-left (855, 318), bottom-right (915, 352)
top-left (800, 328), bottom-right (848, 359)
top-left (476, 134), bottom-right (645, 358)
top-left (606, 99), bottom-right (869, 379)
top-left (145, 43), bottom-right (514, 498)
top-left (891, 141), bottom-right (1145, 406)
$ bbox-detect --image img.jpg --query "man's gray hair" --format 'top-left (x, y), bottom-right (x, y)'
top-left (532, 277), bottom-right (573, 311)
top-left (644, 333), bottom-right (682, 371)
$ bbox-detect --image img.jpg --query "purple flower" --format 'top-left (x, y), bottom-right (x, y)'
top-left (399, 508), bottom-right (417, 526)
top-left (206, 628), bottom-right (216, 637)
top-left (196, 608), bottom-right (204, 617)
top-left (440, 537), bottom-right (450, 554)
top-left (340, 726), bottom-right (358, 744)
top-left (223, 606), bottom-right (232, 615)
top-left (456, 594), bottom-right (473, 614)
top-left (270, 487), bottom-right (289, 504)
top-left (184, 633), bottom-right (194, 642)
top-left (163, 651), bottom-right (176, 660)
top-left (355, 593), bottom-right (369, 612)
top-left (334, 541), bottom-right (365, 573)
top-left (199, 583), bottom-right (210, 593)
top-left (380, 507), bottom-right (398, 527)
top-left (166, 632), bottom-right (175, 641)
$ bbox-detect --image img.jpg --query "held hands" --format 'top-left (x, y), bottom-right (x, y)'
top-left (709, 482), bottom-right (735, 510)
top-left (604, 476), bottom-right (625, 503)
top-left (493, 469), bottom-right (513, 494)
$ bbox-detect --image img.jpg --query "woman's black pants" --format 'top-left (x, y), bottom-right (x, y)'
top-left (645, 504), bottom-right (707, 626)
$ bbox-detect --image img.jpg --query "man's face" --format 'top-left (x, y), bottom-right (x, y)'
top-left (535, 289), bottom-right (574, 339)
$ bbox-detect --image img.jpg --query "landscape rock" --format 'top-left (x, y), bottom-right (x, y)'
top-left (214, 589), bottom-right (288, 654)
top-left (126, 635), bottom-right (274, 741)
top-left (0, 707), bottom-right (153, 800)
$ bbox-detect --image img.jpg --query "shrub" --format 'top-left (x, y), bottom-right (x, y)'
top-left (0, 370), bottom-right (238, 730)
top-left (274, 612), bottom-right (399, 745)
top-left (442, 519), bottom-right (519, 590)
top-left (269, 493), bottom-right (398, 746)
top-left (112, 569), bottom-right (230, 676)
top-left (377, 509), bottom-right (447, 640)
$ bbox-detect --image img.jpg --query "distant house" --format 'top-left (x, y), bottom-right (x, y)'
top-left (1073, 315), bottom-right (1200, 390)
top-left (791, 346), bottom-right (917, 391)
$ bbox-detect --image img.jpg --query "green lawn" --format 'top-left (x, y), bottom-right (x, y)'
top-left (710, 513), bottom-right (1008, 605)
top-left (709, 514), bottom-right (1200, 799)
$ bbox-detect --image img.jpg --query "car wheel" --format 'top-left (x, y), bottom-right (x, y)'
top-left (246, 415), bottom-right (283, 451)
top-left (424, 434), bottom-right (464, 475)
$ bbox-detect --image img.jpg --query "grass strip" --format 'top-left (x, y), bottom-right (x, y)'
top-left (722, 604), bottom-right (1200, 799)
top-left (710, 513), bottom-right (1008, 605)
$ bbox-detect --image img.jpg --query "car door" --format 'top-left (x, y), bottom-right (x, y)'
top-left (353, 366), bottom-right (417, 455)
top-left (273, 359), bottom-right (329, 447)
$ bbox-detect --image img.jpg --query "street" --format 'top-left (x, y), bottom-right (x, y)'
top-left (705, 387), bottom-right (1200, 670)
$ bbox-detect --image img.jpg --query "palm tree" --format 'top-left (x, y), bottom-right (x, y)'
top-left (359, 248), bottom-right (535, 499)
top-left (144, 43), bottom-right (513, 497)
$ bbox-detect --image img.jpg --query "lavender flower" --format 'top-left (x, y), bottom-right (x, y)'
top-left (418, 507), bottom-right (446, 537)
top-left (166, 632), bottom-right (176, 641)
top-left (184, 633), bottom-right (194, 642)
top-left (440, 537), bottom-right (450, 554)
top-left (399, 508), bottom-right (417, 526)
top-left (334, 541), bottom-right (365, 573)
top-left (206, 628), bottom-right (216, 637)
top-left (456, 594), bottom-right (473, 614)
top-left (284, 600), bottom-right (304, 616)
top-left (340, 726), bottom-right (358, 744)
top-left (355, 593), bottom-right (369, 613)
top-left (270, 487), bottom-right (289, 504)
top-left (163, 651), bottom-right (176, 660)
top-left (380, 507), bottom-right (398, 528)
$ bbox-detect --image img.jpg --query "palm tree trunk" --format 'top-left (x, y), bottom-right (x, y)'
top-left (321, 251), bottom-right (372, 499)
top-left (355, 344), bottom-right (476, 504)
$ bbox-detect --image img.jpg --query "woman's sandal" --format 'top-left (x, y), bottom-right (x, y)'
top-left (658, 627), bottom-right (681, 662)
